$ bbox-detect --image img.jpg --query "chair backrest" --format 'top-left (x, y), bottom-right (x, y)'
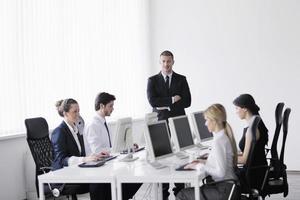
top-left (261, 108), bottom-right (291, 198)
top-left (244, 116), bottom-right (261, 189)
top-left (270, 102), bottom-right (284, 160)
top-left (76, 115), bottom-right (85, 135)
top-left (25, 117), bottom-right (53, 170)
top-left (280, 108), bottom-right (291, 164)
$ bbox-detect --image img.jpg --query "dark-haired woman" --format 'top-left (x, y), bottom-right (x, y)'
top-left (233, 94), bottom-right (269, 191)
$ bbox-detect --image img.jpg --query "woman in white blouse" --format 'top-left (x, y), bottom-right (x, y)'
top-left (176, 103), bottom-right (238, 200)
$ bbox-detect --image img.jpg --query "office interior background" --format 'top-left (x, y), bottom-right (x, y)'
top-left (0, 0), bottom-right (299, 199)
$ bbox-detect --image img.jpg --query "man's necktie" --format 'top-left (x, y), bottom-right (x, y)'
top-left (104, 121), bottom-right (112, 147)
top-left (165, 75), bottom-right (170, 89)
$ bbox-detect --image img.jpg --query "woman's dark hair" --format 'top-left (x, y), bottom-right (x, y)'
top-left (233, 94), bottom-right (269, 145)
top-left (233, 94), bottom-right (260, 115)
top-left (55, 98), bottom-right (78, 117)
top-left (95, 92), bottom-right (116, 111)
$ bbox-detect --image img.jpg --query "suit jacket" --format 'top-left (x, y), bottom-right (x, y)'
top-left (147, 71), bottom-right (191, 120)
top-left (51, 121), bottom-right (85, 170)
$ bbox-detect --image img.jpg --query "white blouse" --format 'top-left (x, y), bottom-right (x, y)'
top-left (203, 129), bottom-right (237, 181)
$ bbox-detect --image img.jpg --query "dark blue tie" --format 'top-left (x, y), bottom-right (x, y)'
top-left (104, 122), bottom-right (112, 147)
top-left (165, 75), bottom-right (170, 89)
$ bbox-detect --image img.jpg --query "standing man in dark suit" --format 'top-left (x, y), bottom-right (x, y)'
top-left (147, 50), bottom-right (191, 121)
top-left (147, 50), bottom-right (192, 199)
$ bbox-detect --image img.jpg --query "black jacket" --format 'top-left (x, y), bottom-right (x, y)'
top-left (147, 71), bottom-right (191, 120)
top-left (51, 121), bottom-right (85, 170)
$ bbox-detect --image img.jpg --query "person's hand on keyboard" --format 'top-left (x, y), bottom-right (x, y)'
top-left (183, 160), bottom-right (199, 169)
top-left (94, 151), bottom-right (110, 160)
top-left (83, 154), bottom-right (100, 162)
top-left (184, 159), bottom-right (206, 170)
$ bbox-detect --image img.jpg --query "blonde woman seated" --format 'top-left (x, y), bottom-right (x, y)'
top-left (176, 104), bottom-right (238, 200)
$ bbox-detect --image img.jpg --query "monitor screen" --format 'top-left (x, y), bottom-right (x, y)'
top-left (191, 112), bottom-right (213, 142)
top-left (169, 115), bottom-right (194, 151)
top-left (112, 117), bottom-right (133, 153)
top-left (146, 121), bottom-right (173, 159)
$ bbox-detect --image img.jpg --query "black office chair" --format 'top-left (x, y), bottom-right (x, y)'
top-left (265, 103), bottom-right (285, 180)
top-left (200, 176), bottom-right (240, 200)
top-left (239, 116), bottom-right (269, 200)
top-left (262, 108), bottom-right (291, 198)
top-left (265, 102), bottom-right (284, 158)
top-left (25, 117), bottom-right (88, 200)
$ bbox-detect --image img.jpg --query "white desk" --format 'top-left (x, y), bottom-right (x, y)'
top-left (114, 153), bottom-right (204, 200)
top-left (38, 151), bottom-right (204, 200)
top-left (38, 163), bottom-right (117, 200)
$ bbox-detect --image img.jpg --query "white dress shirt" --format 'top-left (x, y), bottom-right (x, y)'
top-left (63, 119), bottom-right (84, 166)
top-left (203, 129), bottom-right (237, 181)
top-left (84, 114), bottom-right (112, 155)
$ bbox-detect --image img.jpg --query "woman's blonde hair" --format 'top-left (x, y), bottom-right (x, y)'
top-left (204, 103), bottom-right (238, 166)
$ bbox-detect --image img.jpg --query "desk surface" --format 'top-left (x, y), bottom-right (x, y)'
top-left (38, 150), bottom-right (205, 200)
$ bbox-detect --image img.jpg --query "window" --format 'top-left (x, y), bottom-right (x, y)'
top-left (0, 0), bottom-right (151, 135)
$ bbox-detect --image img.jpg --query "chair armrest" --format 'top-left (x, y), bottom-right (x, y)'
top-left (203, 178), bottom-right (238, 186)
top-left (40, 167), bottom-right (53, 174)
top-left (249, 164), bottom-right (270, 171)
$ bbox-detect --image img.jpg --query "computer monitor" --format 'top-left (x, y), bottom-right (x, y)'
top-left (112, 117), bottom-right (134, 153)
top-left (169, 115), bottom-right (195, 152)
top-left (144, 120), bottom-right (173, 162)
top-left (190, 111), bottom-right (213, 143)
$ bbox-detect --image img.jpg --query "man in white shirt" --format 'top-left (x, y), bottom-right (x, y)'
top-left (84, 92), bottom-right (142, 200)
top-left (84, 92), bottom-right (115, 156)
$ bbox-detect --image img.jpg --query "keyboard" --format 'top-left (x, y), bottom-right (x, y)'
top-left (175, 152), bottom-right (189, 159)
top-left (197, 144), bottom-right (210, 150)
top-left (78, 160), bottom-right (106, 168)
top-left (175, 163), bottom-right (195, 171)
top-left (100, 155), bottom-right (118, 162)
top-left (197, 153), bottom-right (209, 160)
top-left (149, 161), bottom-right (167, 169)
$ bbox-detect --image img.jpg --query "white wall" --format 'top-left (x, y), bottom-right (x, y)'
top-left (150, 0), bottom-right (300, 170)
top-left (0, 136), bottom-right (28, 200)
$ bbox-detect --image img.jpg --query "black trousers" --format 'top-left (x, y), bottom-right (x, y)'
top-left (163, 183), bottom-right (185, 200)
top-left (91, 183), bottom-right (142, 200)
top-left (122, 183), bottom-right (143, 200)
top-left (89, 183), bottom-right (111, 200)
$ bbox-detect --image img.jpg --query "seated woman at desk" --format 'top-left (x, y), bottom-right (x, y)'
top-left (233, 94), bottom-right (269, 191)
top-left (52, 98), bottom-right (111, 200)
top-left (176, 103), bottom-right (238, 200)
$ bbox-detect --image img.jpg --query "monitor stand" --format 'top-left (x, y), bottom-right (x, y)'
top-left (120, 153), bottom-right (139, 162)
